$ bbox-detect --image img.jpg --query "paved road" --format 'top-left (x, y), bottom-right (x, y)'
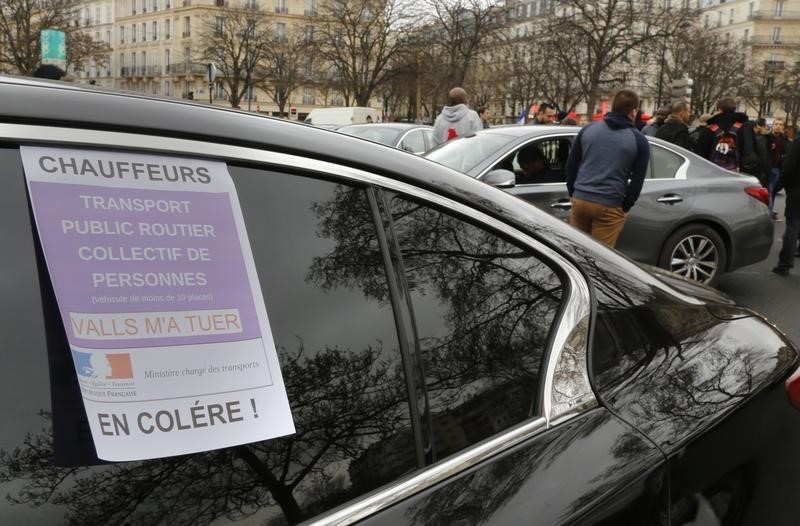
top-left (716, 193), bottom-right (799, 344)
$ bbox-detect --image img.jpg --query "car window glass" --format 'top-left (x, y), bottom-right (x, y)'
top-left (400, 130), bottom-right (426, 153)
top-left (649, 145), bottom-right (684, 179)
top-left (422, 129), bottom-right (434, 151)
top-left (425, 134), bottom-right (512, 174)
top-left (509, 138), bottom-right (571, 185)
top-left (388, 196), bottom-right (565, 461)
top-left (1, 158), bottom-right (419, 525)
top-left (339, 125), bottom-right (403, 147)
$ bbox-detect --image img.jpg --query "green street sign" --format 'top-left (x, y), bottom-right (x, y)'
top-left (41, 29), bottom-right (66, 67)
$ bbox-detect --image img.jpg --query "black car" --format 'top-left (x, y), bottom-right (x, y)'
top-left (1, 76), bottom-right (799, 526)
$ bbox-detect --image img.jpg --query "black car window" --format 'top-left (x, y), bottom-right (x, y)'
top-left (1, 155), bottom-right (419, 525)
top-left (649, 144), bottom-right (684, 179)
top-left (387, 196), bottom-right (565, 461)
top-left (400, 130), bottom-right (426, 153)
top-left (509, 138), bottom-right (571, 185)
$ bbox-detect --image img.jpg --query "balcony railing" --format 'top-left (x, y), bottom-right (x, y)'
top-left (750, 10), bottom-right (800, 20)
top-left (764, 60), bottom-right (786, 71)
top-left (182, 31), bottom-right (191, 37)
top-left (146, 65), bottom-right (163, 76)
top-left (275, 6), bottom-right (288, 13)
top-left (748, 35), bottom-right (800, 46)
top-left (167, 63), bottom-right (207, 75)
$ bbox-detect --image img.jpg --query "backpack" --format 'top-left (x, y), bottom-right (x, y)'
top-left (708, 122), bottom-right (743, 170)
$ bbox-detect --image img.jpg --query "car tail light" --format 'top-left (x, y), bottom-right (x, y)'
top-left (786, 368), bottom-right (800, 410)
top-left (745, 186), bottom-right (769, 206)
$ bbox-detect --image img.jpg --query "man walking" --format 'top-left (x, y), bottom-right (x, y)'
top-left (694, 96), bottom-right (750, 170)
top-left (655, 101), bottom-right (692, 150)
top-left (431, 87), bottom-right (482, 146)
top-left (565, 89), bottom-right (650, 247)
top-left (772, 134), bottom-right (800, 276)
top-left (769, 118), bottom-right (788, 220)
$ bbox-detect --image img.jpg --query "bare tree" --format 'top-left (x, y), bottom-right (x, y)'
top-left (420, 0), bottom-right (504, 88)
top-left (778, 62), bottom-right (800, 129)
top-left (543, 0), bottom-right (697, 115)
top-left (314, 0), bottom-right (414, 107)
top-left (260, 29), bottom-right (311, 117)
top-left (741, 60), bottom-right (784, 118)
top-left (199, 3), bottom-right (273, 108)
top-left (67, 30), bottom-right (111, 74)
top-left (0, 0), bottom-right (109, 75)
top-left (664, 29), bottom-right (747, 115)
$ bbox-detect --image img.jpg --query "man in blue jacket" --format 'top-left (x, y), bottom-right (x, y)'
top-left (565, 89), bottom-right (650, 247)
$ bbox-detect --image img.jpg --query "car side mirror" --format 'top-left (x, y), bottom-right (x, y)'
top-left (483, 169), bottom-right (516, 188)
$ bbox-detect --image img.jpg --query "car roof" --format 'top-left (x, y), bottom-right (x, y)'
top-left (0, 76), bottom-right (444, 186)
top-left (0, 75), bottom-right (656, 282)
top-left (339, 123), bottom-right (431, 131)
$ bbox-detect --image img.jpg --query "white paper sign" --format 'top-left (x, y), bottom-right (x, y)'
top-left (22, 146), bottom-right (295, 461)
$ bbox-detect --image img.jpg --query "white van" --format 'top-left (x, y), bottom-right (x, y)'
top-left (304, 107), bottom-right (381, 127)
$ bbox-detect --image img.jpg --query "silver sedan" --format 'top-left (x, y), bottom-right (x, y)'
top-left (425, 125), bottom-right (774, 286)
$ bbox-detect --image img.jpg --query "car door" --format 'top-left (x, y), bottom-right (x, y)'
top-left (615, 143), bottom-right (697, 264)
top-left (488, 135), bottom-right (575, 222)
top-left (352, 192), bottom-right (669, 526)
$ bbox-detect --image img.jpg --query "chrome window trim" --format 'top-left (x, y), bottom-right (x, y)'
top-left (476, 132), bottom-right (574, 180)
top-left (0, 123), bottom-right (594, 525)
top-left (397, 128), bottom-right (426, 154)
top-left (649, 142), bottom-right (690, 180)
top-left (475, 132), bottom-right (690, 182)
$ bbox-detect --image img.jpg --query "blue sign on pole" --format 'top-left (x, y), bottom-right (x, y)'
top-left (41, 29), bottom-right (67, 68)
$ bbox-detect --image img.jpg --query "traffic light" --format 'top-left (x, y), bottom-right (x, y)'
top-left (671, 77), bottom-right (693, 103)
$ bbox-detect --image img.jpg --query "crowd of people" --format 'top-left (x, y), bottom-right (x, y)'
top-left (431, 86), bottom-right (799, 277)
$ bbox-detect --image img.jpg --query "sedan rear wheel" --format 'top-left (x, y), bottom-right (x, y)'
top-left (658, 225), bottom-right (727, 286)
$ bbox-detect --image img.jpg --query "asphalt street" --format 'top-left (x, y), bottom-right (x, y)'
top-left (716, 193), bottom-right (799, 345)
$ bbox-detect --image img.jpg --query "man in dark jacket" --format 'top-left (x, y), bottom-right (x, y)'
top-left (769, 118), bottom-right (789, 219)
top-left (772, 135), bottom-right (800, 275)
top-left (695, 96), bottom-right (750, 168)
top-left (565, 89), bottom-right (650, 247)
top-left (655, 101), bottom-right (692, 150)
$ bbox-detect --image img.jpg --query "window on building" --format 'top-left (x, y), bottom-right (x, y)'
top-left (152, 21), bottom-right (158, 41)
top-left (729, 8), bottom-right (734, 24)
top-left (717, 11), bottom-right (722, 26)
top-left (142, 22), bottom-right (147, 41)
top-left (304, 56), bottom-right (313, 79)
top-left (744, 28), bottom-right (749, 41)
top-left (305, 0), bottom-right (318, 16)
top-left (106, 30), bottom-right (111, 44)
top-left (749, 2), bottom-right (754, 16)
top-left (276, 0), bottom-right (287, 13)
top-left (95, 6), bottom-right (101, 23)
top-left (773, 26), bottom-right (782, 42)
top-left (165, 19), bottom-right (171, 39)
top-left (132, 24), bottom-right (137, 42)
top-left (303, 87), bottom-right (314, 104)
top-left (215, 16), bottom-right (225, 36)
top-left (165, 49), bottom-right (171, 71)
top-left (704, 14), bottom-right (709, 28)
top-left (164, 80), bottom-right (171, 96)
top-left (183, 16), bottom-right (191, 37)
top-left (276, 22), bottom-right (286, 41)
top-left (304, 24), bottom-right (314, 42)
top-left (776, 0), bottom-right (784, 16)
top-left (153, 0), bottom-right (159, 11)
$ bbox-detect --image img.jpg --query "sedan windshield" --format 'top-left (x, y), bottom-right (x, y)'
top-left (425, 133), bottom-right (514, 175)
top-left (339, 126), bottom-right (404, 146)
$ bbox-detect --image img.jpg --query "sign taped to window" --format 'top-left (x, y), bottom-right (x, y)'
top-left (22, 146), bottom-right (295, 461)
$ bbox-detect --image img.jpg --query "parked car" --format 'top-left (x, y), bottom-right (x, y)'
top-left (425, 125), bottom-right (773, 286)
top-left (2, 76), bottom-right (800, 526)
top-left (304, 107), bottom-right (381, 127)
top-left (338, 123), bottom-right (434, 154)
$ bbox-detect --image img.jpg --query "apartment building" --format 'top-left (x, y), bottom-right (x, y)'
top-left (700, 0), bottom-right (800, 117)
top-left (71, 0), bottom-right (357, 118)
top-left (75, 0), bottom-right (116, 87)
